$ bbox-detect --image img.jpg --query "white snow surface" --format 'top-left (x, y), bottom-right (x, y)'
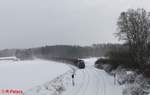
top-left (0, 56), bottom-right (18, 61)
top-left (82, 57), bottom-right (98, 66)
top-left (24, 58), bottom-right (123, 95)
top-left (0, 59), bottom-right (70, 91)
top-left (0, 57), bottom-right (123, 95)
top-left (0, 56), bottom-right (17, 59)
top-left (62, 58), bottom-right (123, 95)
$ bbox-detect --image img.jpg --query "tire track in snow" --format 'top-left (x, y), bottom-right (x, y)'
top-left (81, 67), bottom-right (102, 95)
top-left (71, 67), bottom-right (106, 95)
top-left (63, 66), bottom-right (107, 95)
top-left (90, 68), bottom-right (103, 95)
top-left (62, 68), bottom-right (90, 95)
top-left (72, 70), bottom-right (86, 95)
top-left (79, 69), bottom-right (90, 95)
top-left (95, 68), bottom-right (106, 95)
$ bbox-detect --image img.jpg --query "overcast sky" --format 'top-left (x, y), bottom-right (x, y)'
top-left (0, 0), bottom-right (150, 49)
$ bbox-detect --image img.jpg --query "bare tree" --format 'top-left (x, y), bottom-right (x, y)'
top-left (116, 8), bottom-right (150, 69)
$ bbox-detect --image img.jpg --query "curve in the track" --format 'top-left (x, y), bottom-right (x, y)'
top-left (62, 62), bottom-right (122, 95)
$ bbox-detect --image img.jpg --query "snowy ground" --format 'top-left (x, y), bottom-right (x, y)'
top-left (24, 58), bottom-right (123, 95)
top-left (0, 57), bottom-right (123, 95)
top-left (0, 56), bottom-right (18, 61)
top-left (0, 59), bottom-right (70, 91)
top-left (62, 58), bottom-right (123, 95)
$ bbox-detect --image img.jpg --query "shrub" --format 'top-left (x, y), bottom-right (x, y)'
top-left (123, 84), bottom-right (144, 95)
top-left (105, 48), bottom-right (137, 69)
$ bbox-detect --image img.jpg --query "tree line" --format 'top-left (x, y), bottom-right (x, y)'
top-left (14, 44), bottom-right (123, 60)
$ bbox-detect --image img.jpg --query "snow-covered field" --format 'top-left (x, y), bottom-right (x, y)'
top-left (0, 57), bottom-right (124, 95)
top-left (0, 59), bottom-right (70, 91)
top-left (24, 58), bottom-right (123, 95)
top-left (0, 56), bottom-right (18, 61)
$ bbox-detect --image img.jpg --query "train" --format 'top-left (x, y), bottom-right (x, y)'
top-left (74, 59), bottom-right (85, 69)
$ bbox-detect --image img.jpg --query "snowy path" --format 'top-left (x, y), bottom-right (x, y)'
top-left (62, 59), bottom-right (122, 95)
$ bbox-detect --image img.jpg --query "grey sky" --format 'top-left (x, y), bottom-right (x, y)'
top-left (0, 0), bottom-right (150, 49)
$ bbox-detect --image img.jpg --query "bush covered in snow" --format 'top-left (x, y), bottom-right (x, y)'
top-left (123, 84), bottom-right (144, 95)
top-left (95, 56), bottom-right (150, 95)
top-left (114, 67), bottom-right (137, 85)
top-left (23, 70), bottom-right (73, 95)
top-left (95, 58), bottom-right (118, 74)
top-left (113, 67), bottom-right (150, 95)
top-left (134, 75), bottom-right (149, 92)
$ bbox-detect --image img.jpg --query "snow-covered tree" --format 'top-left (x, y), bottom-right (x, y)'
top-left (117, 8), bottom-right (150, 68)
